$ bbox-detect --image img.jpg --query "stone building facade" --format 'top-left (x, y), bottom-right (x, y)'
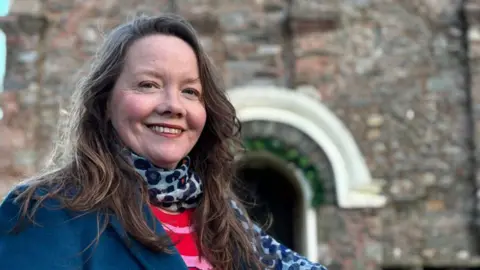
top-left (0, 0), bottom-right (479, 269)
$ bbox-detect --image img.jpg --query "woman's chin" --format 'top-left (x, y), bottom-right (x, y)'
top-left (148, 155), bottom-right (184, 169)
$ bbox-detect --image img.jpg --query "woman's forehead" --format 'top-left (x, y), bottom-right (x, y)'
top-left (122, 36), bottom-right (200, 79)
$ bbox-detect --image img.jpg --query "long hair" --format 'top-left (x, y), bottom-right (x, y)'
top-left (14, 14), bottom-right (266, 269)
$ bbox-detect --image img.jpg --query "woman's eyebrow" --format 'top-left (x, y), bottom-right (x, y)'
top-left (182, 77), bottom-right (200, 84)
top-left (133, 69), bottom-right (165, 79)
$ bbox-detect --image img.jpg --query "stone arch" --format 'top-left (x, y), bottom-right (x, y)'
top-left (228, 85), bottom-right (386, 209)
top-left (228, 85), bottom-right (386, 261)
top-left (239, 120), bottom-right (336, 206)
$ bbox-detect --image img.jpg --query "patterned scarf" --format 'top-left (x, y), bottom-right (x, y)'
top-left (128, 152), bottom-right (327, 270)
top-left (131, 152), bottom-right (202, 212)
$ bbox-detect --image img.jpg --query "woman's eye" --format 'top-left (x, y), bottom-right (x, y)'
top-left (182, 88), bottom-right (200, 97)
top-left (139, 82), bottom-right (156, 89)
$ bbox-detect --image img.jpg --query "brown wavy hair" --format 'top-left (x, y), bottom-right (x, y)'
top-left (14, 14), bottom-right (266, 269)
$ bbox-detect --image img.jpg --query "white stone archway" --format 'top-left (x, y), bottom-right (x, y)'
top-left (228, 85), bottom-right (387, 261)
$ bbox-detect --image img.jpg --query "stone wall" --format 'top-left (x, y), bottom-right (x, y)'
top-left (1, 0), bottom-right (479, 269)
top-left (469, 0), bottom-right (480, 239)
top-left (0, 10), bottom-right (46, 190)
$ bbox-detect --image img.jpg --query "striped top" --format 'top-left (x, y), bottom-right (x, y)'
top-left (150, 206), bottom-right (213, 270)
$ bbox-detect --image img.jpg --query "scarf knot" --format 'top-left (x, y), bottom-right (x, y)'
top-left (130, 152), bottom-right (202, 212)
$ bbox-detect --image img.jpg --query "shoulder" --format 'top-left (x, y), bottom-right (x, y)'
top-left (0, 183), bottom-right (99, 232)
top-left (0, 184), bottom-right (82, 231)
top-left (1, 182), bottom-right (102, 230)
top-left (0, 183), bottom-right (96, 244)
top-left (0, 184), bottom-right (101, 269)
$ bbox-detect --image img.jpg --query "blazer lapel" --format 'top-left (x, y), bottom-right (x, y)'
top-left (108, 205), bottom-right (188, 270)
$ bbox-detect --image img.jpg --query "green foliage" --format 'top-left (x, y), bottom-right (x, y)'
top-left (243, 137), bottom-right (325, 207)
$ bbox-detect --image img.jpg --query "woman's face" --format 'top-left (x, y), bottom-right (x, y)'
top-left (109, 34), bottom-right (207, 169)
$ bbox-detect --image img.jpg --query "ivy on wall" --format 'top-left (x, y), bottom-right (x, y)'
top-left (243, 137), bottom-right (325, 207)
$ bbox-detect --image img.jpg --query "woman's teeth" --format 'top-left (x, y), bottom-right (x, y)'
top-left (149, 126), bottom-right (182, 134)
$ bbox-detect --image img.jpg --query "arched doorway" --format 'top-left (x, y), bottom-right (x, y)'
top-left (228, 86), bottom-right (387, 262)
top-left (228, 86), bottom-right (387, 209)
top-left (235, 154), bottom-right (303, 252)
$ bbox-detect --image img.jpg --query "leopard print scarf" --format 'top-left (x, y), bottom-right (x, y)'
top-left (128, 151), bottom-right (327, 270)
top-left (130, 152), bottom-right (202, 212)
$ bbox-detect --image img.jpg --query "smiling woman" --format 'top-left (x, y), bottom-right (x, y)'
top-left (0, 14), bottom-right (328, 270)
top-left (108, 34), bottom-right (206, 170)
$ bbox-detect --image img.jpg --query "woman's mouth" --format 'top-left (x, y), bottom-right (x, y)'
top-left (146, 124), bottom-right (184, 137)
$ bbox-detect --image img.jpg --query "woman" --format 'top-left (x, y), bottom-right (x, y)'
top-left (0, 14), bottom-right (327, 270)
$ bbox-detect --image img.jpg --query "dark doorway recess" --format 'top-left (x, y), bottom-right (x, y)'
top-left (236, 164), bottom-right (300, 251)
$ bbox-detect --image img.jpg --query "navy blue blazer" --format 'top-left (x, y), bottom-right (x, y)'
top-left (0, 187), bottom-right (191, 270)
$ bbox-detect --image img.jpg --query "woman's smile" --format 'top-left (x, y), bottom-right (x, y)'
top-left (146, 124), bottom-right (184, 138)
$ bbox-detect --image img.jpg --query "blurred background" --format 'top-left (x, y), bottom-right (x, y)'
top-left (1, 0), bottom-right (480, 269)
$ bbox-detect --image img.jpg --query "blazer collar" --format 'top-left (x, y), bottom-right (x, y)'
top-left (108, 204), bottom-right (188, 270)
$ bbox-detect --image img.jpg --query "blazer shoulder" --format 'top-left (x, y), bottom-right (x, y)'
top-left (0, 184), bottom-right (77, 230)
top-left (0, 184), bottom-right (94, 269)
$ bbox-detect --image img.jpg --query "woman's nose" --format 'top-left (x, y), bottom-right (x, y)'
top-left (156, 90), bottom-right (186, 118)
